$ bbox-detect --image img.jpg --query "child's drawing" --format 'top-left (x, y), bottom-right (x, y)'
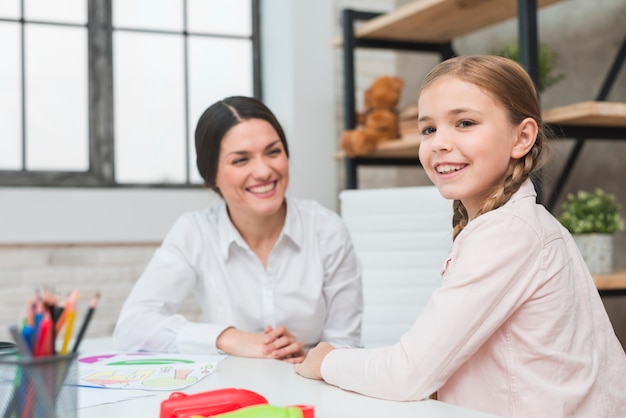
top-left (78, 352), bottom-right (225, 390)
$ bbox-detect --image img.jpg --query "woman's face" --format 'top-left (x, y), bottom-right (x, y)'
top-left (215, 118), bottom-right (289, 222)
top-left (417, 76), bottom-right (534, 219)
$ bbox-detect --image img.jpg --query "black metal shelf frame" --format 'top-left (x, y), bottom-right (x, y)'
top-left (545, 34), bottom-right (626, 211)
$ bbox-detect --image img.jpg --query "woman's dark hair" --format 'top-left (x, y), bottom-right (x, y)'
top-left (195, 96), bottom-right (289, 194)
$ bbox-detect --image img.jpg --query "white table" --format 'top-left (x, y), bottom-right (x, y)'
top-left (77, 338), bottom-right (501, 418)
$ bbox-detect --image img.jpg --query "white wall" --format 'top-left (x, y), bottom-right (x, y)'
top-left (0, 1), bottom-right (338, 244)
top-left (261, 0), bottom-right (338, 211)
top-left (0, 188), bottom-right (218, 244)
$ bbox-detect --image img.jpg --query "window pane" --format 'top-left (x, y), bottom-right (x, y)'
top-left (0, 22), bottom-right (22, 170)
top-left (114, 32), bottom-right (186, 183)
top-left (113, 0), bottom-right (182, 32)
top-left (0, 1), bottom-right (20, 19)
top-left (25, 0), bottom-right (87, 25)
top-left (187, 37), bottom-right (253, 184)
top-left (187, 0), bottom-right (251, 36)
top-left (25, 24), bottom-right (88, 171)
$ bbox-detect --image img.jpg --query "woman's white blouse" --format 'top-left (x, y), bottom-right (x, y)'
top-left (113, 197), bottom-right (363, 354)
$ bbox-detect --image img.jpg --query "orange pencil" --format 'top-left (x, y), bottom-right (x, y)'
top-left (55, 290), bottom-right (79, 335)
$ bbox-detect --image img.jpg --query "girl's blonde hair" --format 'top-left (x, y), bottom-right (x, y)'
top-left (419, 55), bottom-right (551, 240)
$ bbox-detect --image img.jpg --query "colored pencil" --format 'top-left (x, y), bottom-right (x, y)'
top-left (55, 290), bottom-right (79, 335)
top-left (60, 300), bottom-right (76, 355)
top-left (71, 292), bottom-right (100, 354)
top-left (34, 312), bottom-right (53, 357)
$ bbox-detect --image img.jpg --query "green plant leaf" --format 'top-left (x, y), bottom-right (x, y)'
top-left (492, 42), bottom-right (565, 93)
top-left (558, 189), bottom-right (625, 234)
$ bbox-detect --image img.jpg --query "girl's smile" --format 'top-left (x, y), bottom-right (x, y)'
top-left (434, 163), bottom-right (468, 176)
top-left (418, 76), bottom-right (535, 219)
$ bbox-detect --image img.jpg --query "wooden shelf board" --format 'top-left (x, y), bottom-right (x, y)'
top-left (543, 101), bottom-right (626, 127)
top-left (593, 271), bottom-right (626, 291)
top-left (334, 134), bottom-right (421, 159)
top-left (335, 100), bottom-right (626, 160)
top-left (333, 0), bottom-right (564, 45)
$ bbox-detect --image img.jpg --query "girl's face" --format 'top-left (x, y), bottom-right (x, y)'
top-left (417, 76), bottom-right (536, 219)
top-left (215, 118), bottom-right (289, 223)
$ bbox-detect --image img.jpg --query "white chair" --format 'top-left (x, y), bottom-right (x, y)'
top-left (340, 186), bottom-right (453, 347)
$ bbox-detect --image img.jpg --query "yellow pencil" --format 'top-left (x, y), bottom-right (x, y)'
top-left (60, 301), bottom-right (76, 355)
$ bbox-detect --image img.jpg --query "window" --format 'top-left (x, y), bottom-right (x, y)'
top-left (0, 0), bottom-right (260, 187)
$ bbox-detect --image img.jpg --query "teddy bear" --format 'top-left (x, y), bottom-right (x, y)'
top-left (340, 75), bottom-right (404, 157)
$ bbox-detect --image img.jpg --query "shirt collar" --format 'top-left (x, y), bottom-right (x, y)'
top-left (217, 196), bottom-right (304, 261)
top-left (507, 178), bottom-right (538, 207)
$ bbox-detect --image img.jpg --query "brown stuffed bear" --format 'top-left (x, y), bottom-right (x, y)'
top-left (341, 75), bottom-right (404, 157)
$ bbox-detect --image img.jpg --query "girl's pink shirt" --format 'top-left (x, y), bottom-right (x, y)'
top-left (321, 179), bottom-right (626, 417)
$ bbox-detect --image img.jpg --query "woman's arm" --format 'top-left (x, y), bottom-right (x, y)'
top-left (112, 213), bottom-right (228, 353)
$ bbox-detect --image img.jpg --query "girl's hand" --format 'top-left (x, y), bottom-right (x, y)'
top-left (293, 342), bottom-right (336, 380)
top-left (262, 325), bottom-right (306, 363)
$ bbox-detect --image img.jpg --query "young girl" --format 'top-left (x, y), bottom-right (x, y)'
top-left (295, 56), bottom-right (626, 417)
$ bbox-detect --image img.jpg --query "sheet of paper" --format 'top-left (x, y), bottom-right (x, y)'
top-left (77, 351), bottom-right (226, 391)
top-left (78, 387), bottom-right (156, 409)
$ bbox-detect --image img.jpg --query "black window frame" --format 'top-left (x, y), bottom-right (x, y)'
top-left (0, 0), bottom-right (261, 188)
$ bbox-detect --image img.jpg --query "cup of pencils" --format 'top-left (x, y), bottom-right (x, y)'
top-left (0, 350), bottom-right (78, 418)
top-left (1, 289), bottom-right (100, 417)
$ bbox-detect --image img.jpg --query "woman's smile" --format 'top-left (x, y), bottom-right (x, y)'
top-left (248, 180), bottom-right (277, 196)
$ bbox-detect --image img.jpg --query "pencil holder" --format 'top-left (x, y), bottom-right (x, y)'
top-left (0, 353), bottom-right (78, 418)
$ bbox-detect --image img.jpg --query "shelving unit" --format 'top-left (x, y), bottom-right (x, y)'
top-left (337, 0), bottom-right (626, 212)
top-left (335, 0), bottom-right (562, 44)
top-left (334, 134), bottom-right (420, 159)
top-left (593, 271), bottom-right (626, 297)
top-left (542, 33), bottom-right (626, 211)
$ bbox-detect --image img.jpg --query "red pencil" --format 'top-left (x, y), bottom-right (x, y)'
top-left (34, 312), bottom-right (53, 357)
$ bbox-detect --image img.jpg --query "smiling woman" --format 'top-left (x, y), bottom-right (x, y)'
top-left (215, 119), bottom-right (289, 229)
top-left (112, 96), bottom-right (364, 360)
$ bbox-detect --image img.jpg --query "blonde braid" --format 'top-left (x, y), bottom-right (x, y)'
top-left (453, 143), bottom-right (542, 240)
top-left (452, 199), bottom-right (468, 240)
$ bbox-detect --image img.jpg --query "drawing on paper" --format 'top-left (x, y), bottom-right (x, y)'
top-left (78, 352), bottom-right (226, 391)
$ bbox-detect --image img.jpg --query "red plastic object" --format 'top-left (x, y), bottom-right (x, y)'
top-left (160, 388), bottom-right (268, 418)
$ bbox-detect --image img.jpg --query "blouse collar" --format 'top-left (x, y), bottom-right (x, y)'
top-left (217, 196), bottom-right (303, 260)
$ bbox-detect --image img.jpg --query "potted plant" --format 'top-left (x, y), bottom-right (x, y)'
top-left (493, 41), bottom-right (565, 93)
top-left (558, 188), bottom-right (625, 274)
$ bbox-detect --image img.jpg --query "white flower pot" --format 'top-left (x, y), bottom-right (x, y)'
top-left (573, 233), bottom-right (613, 274)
